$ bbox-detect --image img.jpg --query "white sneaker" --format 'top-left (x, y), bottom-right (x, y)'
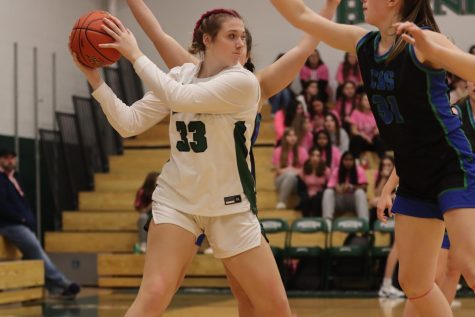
top-left (378, 285), bottom-right (405, 298)
top-left (203, 247), bottom-right (214, 254)
top-left (276, 202), bottom-right (287, 210)
top-left (451, 299), bottom-right (462, 308)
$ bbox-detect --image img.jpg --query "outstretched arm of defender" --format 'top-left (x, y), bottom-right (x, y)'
top-left (396, 22), bottom-right (475, 83)
top-left (127, 0), bottom-right (199, 68)
top-left (258, 0), bottom-right (340, 101)
top-left (270, 0), bottom-right (367, 54)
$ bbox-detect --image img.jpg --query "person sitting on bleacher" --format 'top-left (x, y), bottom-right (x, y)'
top-left (297, 148), bottom-right (330, 217)
top-left (273, 128), bottom-right (309, 210)
top-left (0, 148), bottom-right (80, 298)
top-left (322, 151), bottom-right (369, 220)
top-left (133, 171), bottom-right (159, 254)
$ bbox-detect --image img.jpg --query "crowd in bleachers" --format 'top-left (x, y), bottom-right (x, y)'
top-left (270, 48), bottom-right (472, 219)
top-left (263, 47), bottom-right (475, 292)
top-left (271, 50), bottom-right (386, 216)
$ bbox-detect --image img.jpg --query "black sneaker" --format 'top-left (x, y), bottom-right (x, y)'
top-left (61, 282), bottom-right (81, 298)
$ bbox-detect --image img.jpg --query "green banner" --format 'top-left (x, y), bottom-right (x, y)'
top-left (337, 0), bottom-right (475, 24)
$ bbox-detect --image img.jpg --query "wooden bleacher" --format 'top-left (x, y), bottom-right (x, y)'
top-left (98, 254), bottom-right (228, 288)
top-left (44, 102), bottom-right (381, 289)
top-left (0, 237), bottom-right (44, 304)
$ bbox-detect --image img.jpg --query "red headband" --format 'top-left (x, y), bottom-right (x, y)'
top-left (193, 8), bottom-right (241, 41)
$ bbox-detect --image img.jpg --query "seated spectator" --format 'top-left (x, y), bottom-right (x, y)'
top-left (133, 171), bottom-right (159, 254)
top-left (324, 112), bottom-right (349, 153)
top-left (313, 130), bottom-right (341, 172)
top-left (0, 148), bottom-right (80, 297)
top-left (268, 54), bottom-right (295, 116)
top-left (274, 99), bottom-right (304, 144)
top-left (369, 156), bottom-right (396, 226)
top-left (297, 148), bottom-right (330, 217)
top-left (448, 75), bottom-right (467, 104)
top-left (333, 80), bottom-right (358, 133)
top-left (296, 80), bottom-right (319, 114)
top-left (292, 116), bottom-right (314, 152)
top-left (299, 49), bottom-right (329, 101)
top-left (349, 92), bottom-right (385, 158)
top-left (268, 82), bottom-right (295, 116)
top-left (273, 128), bottom-right (309, 209)
top-left (308, 96), bottom-right (328, 132)
top-left (335, 52), bottom-right (363, 98)
top-left (322, 151), bottom-right (369, 220)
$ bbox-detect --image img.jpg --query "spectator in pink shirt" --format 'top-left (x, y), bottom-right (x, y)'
top-left (273, 128), bottom-right (309, 209)
top-left (297, 148), bottom-right (330, 217)
top-left (308, 96), bottom-right (328, 132)
top-left (349, 92), bottom-right (386, 158)
top-left (299, 50), bottom-right (329, 101)
top-left (274, 99), bottom-right (304, 144)
top-left (292, 116), bottom-right (314, 152)
top-left (313, 130), bottom-right (341, 172)
top-left (335, 52), bottom-right (363, 98)
top-left (322, 151), bottom-right (369, 220)
top-left (333, 80), bottom-right (358, 133)
top-left (324, 113), bottom-right (350, 153)
top-left (134, 171), bottom-right (159, 253)
top-left (296, 80), bottom-right (319, 114)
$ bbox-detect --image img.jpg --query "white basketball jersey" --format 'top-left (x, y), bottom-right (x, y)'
top-left (135, 59), bottom-right (260, 216)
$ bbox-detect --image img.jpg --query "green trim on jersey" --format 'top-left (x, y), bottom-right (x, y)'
top-left (373, 33), bottom-right (392, 63)
top-left (234, 121), bottom-right (258, 214)
top-left (424, 74), bottom-right (468, 196)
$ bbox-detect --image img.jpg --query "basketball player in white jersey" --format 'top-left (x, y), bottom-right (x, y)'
top-left (125, 1), bottom-right (339, 316)
top-left (71, 10), bottom-right (292, 317)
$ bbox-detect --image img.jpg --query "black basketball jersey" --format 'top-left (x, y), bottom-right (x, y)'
top-left (356, 31), bottom-right (474, 199)
top-left (453, 98), bottom-right (475, 151)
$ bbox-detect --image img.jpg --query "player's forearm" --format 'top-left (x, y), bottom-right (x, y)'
top-left (433, 47), bottom-right (475, 83)
top-left (127, 0), bottom-right (198, 68)
top-left (381, 168), bottom-right (399, 196)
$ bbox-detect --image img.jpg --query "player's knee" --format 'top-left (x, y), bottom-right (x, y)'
top-left (140, 275), bottom-right (176, 307)
top-left (398, 272), bottom-right (432, 298)
top-left (256, 289), bottom-right (290, 316)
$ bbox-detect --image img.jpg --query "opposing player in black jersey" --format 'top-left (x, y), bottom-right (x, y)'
top-left (270, 0), bottom-right (475, 316)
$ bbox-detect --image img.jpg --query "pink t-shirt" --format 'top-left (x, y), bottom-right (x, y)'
top-left (350, 109), bottom-right (378, 140)
top-left (301, 132), bottom-right (314, 152)
top-left (300, 64), bottom-right (329, 82)
top-left (321, 146), bottom-right (341, 172)
top-left (272, 146), bottom-right (309, 168)
top-left (301, 168), bottom-right (331, 196)
top-left (333, 99), bottom-right (354, 120)
top-left (335, 63), bottom-right (363, 85)
top-left (274, 110), bottom-right (285, 141)
top-left (327, 165), bottom-right (368, 188)
top-left (312, 114), bottom-right (325, 132)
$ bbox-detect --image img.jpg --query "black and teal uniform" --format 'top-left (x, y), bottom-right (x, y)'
top-left (356, 31), bottom-right (475, 218)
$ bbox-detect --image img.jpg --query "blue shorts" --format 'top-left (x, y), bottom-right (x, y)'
top-left (392, 187), bottom-right (475, 220)
top-left (441, 232), bottom-right (451, 250)
top-left (392, 195), bottom-right (444, 219)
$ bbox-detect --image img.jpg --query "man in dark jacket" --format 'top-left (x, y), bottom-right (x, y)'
top-left (0, 147), bottom-right (80, 297)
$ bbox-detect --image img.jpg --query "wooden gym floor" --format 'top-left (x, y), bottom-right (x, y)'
top-left (0, 288), bottom-right (474, 317)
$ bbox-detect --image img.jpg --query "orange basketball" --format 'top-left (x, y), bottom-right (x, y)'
top-left (69, 11), bottom-right (121, 68)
